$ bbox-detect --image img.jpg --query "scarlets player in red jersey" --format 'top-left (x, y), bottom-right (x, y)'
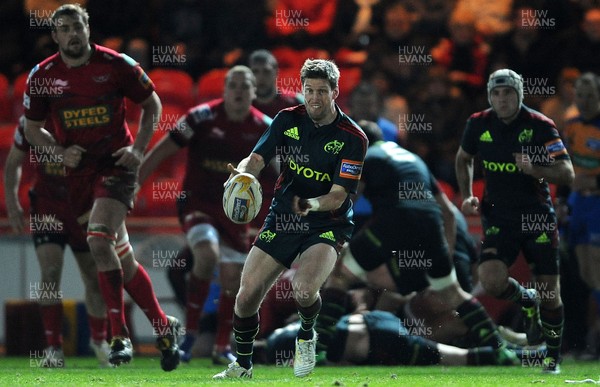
top-left (139, 66), bottom-right (272, 364)
top-left (4, 116), bottom-right (109, 368)
top-left (23, 4), bottom-right (181, 371)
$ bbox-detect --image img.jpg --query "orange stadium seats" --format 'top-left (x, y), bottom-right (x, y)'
top-left (148, 68), bottom-right (195, 108)
top-left (11, 72), bottom-right (29, 122)
top-left (337, 66), bottom-right (362, 110)
top-left (196, 68), bottom-right (228, 103)
top-left (0, 73), bottom-right (11, 122)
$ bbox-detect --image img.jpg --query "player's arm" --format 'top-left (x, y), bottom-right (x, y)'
top-left (225, 152), bottom-right (266, 184)
top-left (455, 146), bottom-right (479, 215)
top-left (114, 91), bottom-right (161, 169)
top-left (24, 118), bottom-right (86, 168)
top-left (3, 145), bottom-right (26, 233)
top-left (292, 184), bottom-right (348, 216)
top-left (138, 133), bottom-right (180, 186)
top-left (514, 155), bottom-right (575, 185)
top-left (434, 189), bottom-right (457, 257)
top-left (24, 118), bottom-right (61, 154)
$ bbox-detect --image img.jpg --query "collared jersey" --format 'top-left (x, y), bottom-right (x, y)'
top-left (24, 43), bottom-right (154, 176)
top-left (461, 105), bottom-right (570, 218)
top-left (253, 104), bottom-right (368, 224)
top-left (563, 114), bottom-right (600, 176)
top-left (169, 99), bottom-right (272, 203)
top-left (362, 141), bottom-right (440, 213)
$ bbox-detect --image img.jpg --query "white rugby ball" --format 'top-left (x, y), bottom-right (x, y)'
top-left (223, 173), bottom-right (263, 224)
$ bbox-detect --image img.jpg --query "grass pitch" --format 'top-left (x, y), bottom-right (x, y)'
top-left (0, 356), bottom-right (598, 386)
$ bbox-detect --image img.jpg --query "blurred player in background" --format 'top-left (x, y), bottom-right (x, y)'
top-left (316, 121), bottom-right (515, 363)
top-left (139, 65), bottom-right (272, 364)
top-left (4, 116), bottom-right (109, 367)
top-left (23, 4), bottom-right (181, 371)
top-left (214, 59), bottom-right (368, 379)
top-left (456, 69), bottom-right (574, 374)
top-left (563, 72), bottom-right (600, 356)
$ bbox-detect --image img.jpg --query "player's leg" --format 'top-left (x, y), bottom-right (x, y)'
top-left (478, 221), bottom-right (542, 345)
top-left (179, 222), bottom-right (219, 361)
top-left (72, 250), bottom-right (109, 367)
top-left (524, 229), bottom-right (564, 374)
top-left (213, 245), bottom-right (284, 379)
top-left (34, 242), bottom-right (66, 368)
top-left (212, 246), bottom-right (245, 364)
top-left (116, 225), bottom-right (182, 372)
top-left (291, 242), bottom-right (338, 377)
top-left (87, 197), bottom-right (131, 365)
top-left (329, 312), bottom-right (515, 366)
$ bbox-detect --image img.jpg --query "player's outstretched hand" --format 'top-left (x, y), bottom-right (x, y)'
top-left (113, 146), bottom-right (143, 170)
top-left (461, 196), bottom-right (479, 215)
top-left (224, 163), bottom-right (241, 187)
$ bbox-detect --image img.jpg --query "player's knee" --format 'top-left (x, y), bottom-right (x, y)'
top-left (115, 232), bottom-right (133, 260)
top-left (87, 223), bottom-right (117, 254)
top-left (41, 265), bottom-right (61, 283)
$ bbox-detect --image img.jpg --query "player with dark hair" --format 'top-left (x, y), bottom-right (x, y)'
top-left (316, 120), bottom-right (515, 364)
top-left (4, 117), bottom-right (109, 367)
top-left (23, 3), bottom-right (181, 371)
top-left (213, 59), bottom-right (368, 379)
top-left (455, 68), bottom-right (575, 374)
top-left (139, 65), bottom-right (272, 364)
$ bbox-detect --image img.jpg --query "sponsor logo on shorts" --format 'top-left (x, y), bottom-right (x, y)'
top-left (319, 230), bottom-right (336, 242)
top-left (259, 230), bottom-right (277, 242)
top-left (339, 159), bottom-right (363, 180)
top-left (485, 226), bottom-right (500, 236)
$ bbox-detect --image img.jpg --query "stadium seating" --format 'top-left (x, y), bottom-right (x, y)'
top-left (11, 72), bottom-right (29, 122)
top-left (0, 73), bottom-right (11, 122)
top-left (196, 68), bottom-right (228, 102)
top-left (148, 68), bottom-right (195, 108)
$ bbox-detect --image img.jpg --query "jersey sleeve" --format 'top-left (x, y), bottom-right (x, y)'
top-left (252, 111), bottom-right (286, 163)
top-left (116, 53), bottom-right (155, 104)
top-left (23, 64), bottom-right (49, 121)
top-left (460, 117), bottom-right (479, 155)
top-left (13, 117), bottom-right (30, 152)
top-left (169, 103), bottom-right (214, 147)
top-left (537, 124), bottom-right (570, 161)
top-left (333, 129), bottom-right (367, 194)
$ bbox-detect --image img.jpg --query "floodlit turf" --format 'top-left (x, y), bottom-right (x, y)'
top-left (0, 356), bottom-right (598, 386)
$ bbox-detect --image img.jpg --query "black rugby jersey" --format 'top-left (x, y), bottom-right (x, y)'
top-left (461, 105), bottom-right (569, 218)
top-left (253, 104), bottom-right (368, 223)
top-left (362, 141), bottom-right (440, 212)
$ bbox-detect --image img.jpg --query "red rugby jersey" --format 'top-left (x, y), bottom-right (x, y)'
top-left (24, 43), bottom-right (154, 176)
top-left (169, 99), bottom-right (272, 203)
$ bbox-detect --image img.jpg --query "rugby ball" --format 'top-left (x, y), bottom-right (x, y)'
top-left (223, 173), bottom-right (263, 224)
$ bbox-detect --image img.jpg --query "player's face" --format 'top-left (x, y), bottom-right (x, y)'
top-left (251, 62), bottom-right (277, 99)
top-left (51, 14), bottom-right (90, 59)
top-left (575, 82), bottom-right (600, 120)
top-left (490, 87), bottom-right (520, 121)
top-left (303, 78), bottom-right (339, 123)
top-left (223, 72), bottom-right (256, 111)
